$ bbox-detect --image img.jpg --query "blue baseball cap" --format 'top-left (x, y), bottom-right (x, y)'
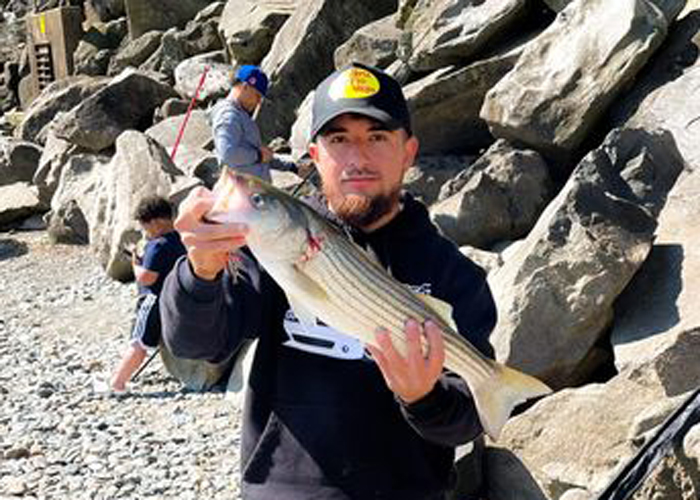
top-left (235, 65), bottom-right (269, 98)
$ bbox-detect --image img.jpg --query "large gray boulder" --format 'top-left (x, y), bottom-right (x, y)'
top-left (173, 51), bottom-right (230, 104)
top-left (219, 0), bottom-right (297, 64)
top-left (0, 182), bottom-right (44, 229)
top-left (90, 131), bottom-right (184, 280)
top-left (33, 132), bottom-right (80, 206)
top-left (139, 28), bottom-right (188, 83)
top-left (481, 0), bottom-right (684, 163)
top-left (107, 30), bottom-right (164, 76)
top-left (52, 69), bottom-right (179, 152)
top-left (430, 140), bottom-right (553, 249)
top-left (145, 109), bottom-right (214, 182)
top-left (488, 128), bottom-right (684, 388)
top-left (15, 76), bottom-right (110, 145)
top-left (334, 14), bottom-right (401, 70)
top-left (46, 153), bottom-right (110, 244)
top-left (611, 11), bottom-right (700, 173)
top-left (402, 0), bottom-right (529, 71)
top-left (145, 109), bottom-right (212, 153)
top-left (73, 18), bottom-right (128, 76)
top-left (177, 16), bottom-right (224, 58)
top-left (611, 166), bottom-right (700, 373)
top-left (0, 138), bottom-right (42, 186)
top-left (404, 36), bottom-right (527, 155)
top-left (256, 0), bottom-right (398, 141)
top-left (609, 13), bottom-right (700, 373)
top-left (46, 131), bottom-right (187, 258)
top-left (84, 0), bottom-right (126, 24)
top-left (403, 154), bottom-right (471, 207)
top-left (124, 0), bottom-right (219, 40)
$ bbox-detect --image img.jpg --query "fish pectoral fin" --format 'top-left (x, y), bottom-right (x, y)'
top-left (283, 266), bottom-right (328, 328)
top-left (287, 293), bottom-right (318, 329)
top-left (417, 294), bottom-right (457, 331)
top-left (289, 265), bottom-right (328, 300)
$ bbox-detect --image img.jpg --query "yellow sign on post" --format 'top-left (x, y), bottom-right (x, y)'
top-left (39, 14), bottom-right (46, 34)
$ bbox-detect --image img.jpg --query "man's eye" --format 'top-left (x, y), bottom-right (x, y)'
top-left (329, 135), bottom-right (346, 144)
top-left (250, 193), bottom-right (265, 208)
top-left (369, 133), bottom-right (389, 142)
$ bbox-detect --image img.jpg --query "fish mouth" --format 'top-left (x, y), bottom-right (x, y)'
top-left (207, 171), bottom-right (258, 224)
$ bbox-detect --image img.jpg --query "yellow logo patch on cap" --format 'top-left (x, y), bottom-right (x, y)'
top-left (328, 68), bottom-right (380, 100)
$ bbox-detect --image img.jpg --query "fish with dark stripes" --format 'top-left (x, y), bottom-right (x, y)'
top-left (206, 171), bottom-right (551, 440)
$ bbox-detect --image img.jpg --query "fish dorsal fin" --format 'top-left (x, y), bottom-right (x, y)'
top-left (363, 244), bottom-right (386, 270)
top-left (418, 294), bottom-right (457, 331)
top-left (351, 242), bottom-right (394, 277)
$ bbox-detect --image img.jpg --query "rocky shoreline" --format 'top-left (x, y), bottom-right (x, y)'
top-left (0, 229), bottom-right (243, 499)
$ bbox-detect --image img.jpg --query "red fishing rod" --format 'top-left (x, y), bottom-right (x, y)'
top-left (170, 65), bottom-right (210, 161)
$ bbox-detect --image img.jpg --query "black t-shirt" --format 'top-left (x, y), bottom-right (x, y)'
top-left (139, 231), bottom-right (187, 295)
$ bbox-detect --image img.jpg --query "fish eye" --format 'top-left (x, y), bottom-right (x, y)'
top-left (250, 193), bottom-right (265, 208)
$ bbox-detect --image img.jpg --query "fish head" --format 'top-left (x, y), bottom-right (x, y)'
top-left (206, 170), bottom-right (311, 262)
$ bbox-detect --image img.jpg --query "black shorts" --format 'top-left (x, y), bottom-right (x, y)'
top-left (130, 294), bottom-right (161, 349)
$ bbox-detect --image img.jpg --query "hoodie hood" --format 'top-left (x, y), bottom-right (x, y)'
top-left (302, 191), bottom-right (438, 271)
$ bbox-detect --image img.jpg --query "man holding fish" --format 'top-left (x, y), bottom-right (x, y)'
top-left (160, 63), bottom-right (550, 500)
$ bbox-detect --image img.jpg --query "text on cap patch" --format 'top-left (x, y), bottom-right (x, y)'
top-left (328, 68), bottom-right (380, 100)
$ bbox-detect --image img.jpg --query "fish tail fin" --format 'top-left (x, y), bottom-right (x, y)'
top-left (471, 363), bottom-right (552, 441)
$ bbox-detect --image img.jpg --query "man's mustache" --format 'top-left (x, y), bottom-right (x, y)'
top-left (340, 167), bottom-right (378, 180)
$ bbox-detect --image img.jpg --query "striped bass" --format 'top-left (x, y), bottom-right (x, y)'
top-left (207, 171), bottom-right (551, 440)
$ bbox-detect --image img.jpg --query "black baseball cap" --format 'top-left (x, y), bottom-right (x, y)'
top-left (310, 62), bottom-right (412, 140)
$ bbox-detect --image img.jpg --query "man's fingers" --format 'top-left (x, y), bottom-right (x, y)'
top-left (424, 321), bottom-right (445, 377)
top-left (173, 187), bottom-right (250, 280)
top-left (367, 336), bottom-right (396, 390)
top-left (180, 222), bottom-right (248, 244)
top-left (175, 187), bottom-right (215, 230)
top-left (374, 327), bottom-right (403, 367)
top-left (405, 319), bottom-right (424, 367)
top-left (184, 235), bottom-right (247, 252)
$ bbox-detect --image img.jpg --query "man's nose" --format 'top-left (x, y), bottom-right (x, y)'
top-left (345, 141), bottom-right (371, 167)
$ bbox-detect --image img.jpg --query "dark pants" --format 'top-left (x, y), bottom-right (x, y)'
top-left (446, 437), bottom-right (486, 500)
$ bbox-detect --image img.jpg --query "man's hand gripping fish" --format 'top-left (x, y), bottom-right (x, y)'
top-left (206, 171), bottom-right (551, 440)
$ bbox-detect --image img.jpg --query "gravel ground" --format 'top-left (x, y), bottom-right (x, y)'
top-left (0, 230), bottom-right (243, 499)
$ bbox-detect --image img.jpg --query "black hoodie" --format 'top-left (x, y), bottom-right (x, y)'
top-left (160, 193), bottom-right (497, 500)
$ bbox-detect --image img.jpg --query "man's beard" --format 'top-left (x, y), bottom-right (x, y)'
top-left (324, 187), bottom-right (401, 228)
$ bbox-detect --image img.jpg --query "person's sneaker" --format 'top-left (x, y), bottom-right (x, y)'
top-left (91, 374), bottom-right (127, 395)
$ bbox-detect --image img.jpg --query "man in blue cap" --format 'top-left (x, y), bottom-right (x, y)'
top-left (210, 65), bottom-right (296, 182)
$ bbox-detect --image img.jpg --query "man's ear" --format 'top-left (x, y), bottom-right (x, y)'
top-left (403, 135), bottom-right (419, 172)
top-left (308, 141), bottom-right (319, 162)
